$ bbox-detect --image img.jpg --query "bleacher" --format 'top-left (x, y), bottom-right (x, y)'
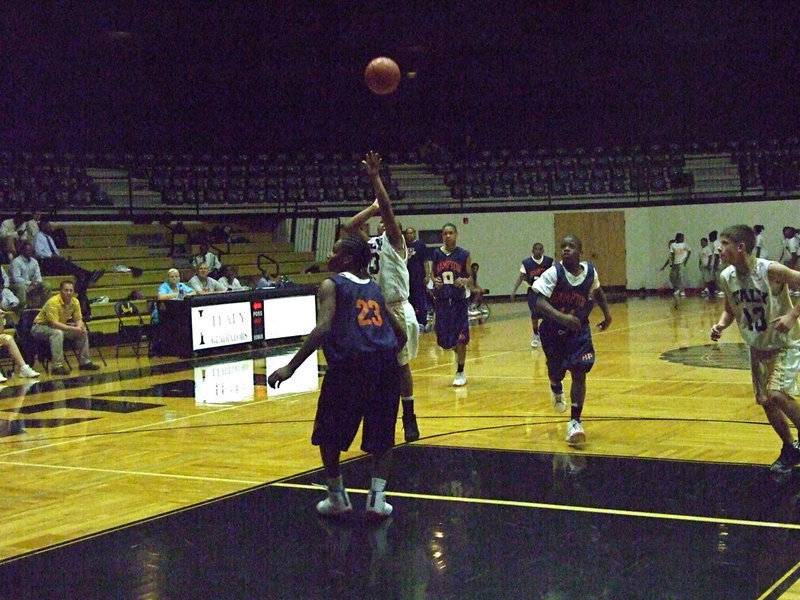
top-left (37, 221), bottom-right (331, 340)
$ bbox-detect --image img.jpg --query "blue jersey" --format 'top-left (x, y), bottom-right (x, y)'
top-left (407, 239), bottom-right (429, 285)
top-left (432, 246), bottom-right (470, 302)
top-left (539, 262), bottom-right (596, 332)
top-left (522, 255), bottom-right (554, 287)
top-left (322, 273), bottom-right (399, 367)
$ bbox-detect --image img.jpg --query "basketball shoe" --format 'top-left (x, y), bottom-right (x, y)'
top-left (566, 419), bottom-right (586, 445)
top-left (770, 441), bottom-right (800, 474)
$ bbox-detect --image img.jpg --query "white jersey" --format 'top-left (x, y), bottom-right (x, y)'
top-left (782, 236), bottom-right (799, 264)
top-left (368, 232), bottom-right (409, 303)
top-left (669, 241), bottom-right (690, 265)
top-left (699, 245), bottom-right (713, 269)
top-left (719, 259), bottom-right (800, 351)
top-left (755, 233), bottom-right (769, 259)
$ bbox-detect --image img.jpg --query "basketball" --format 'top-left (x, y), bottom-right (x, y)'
top-left (364, 57), bottom-right (401, 95)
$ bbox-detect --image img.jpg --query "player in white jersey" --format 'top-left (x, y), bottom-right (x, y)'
top-left (660, 232), bottom-right (691, 306)
top-left (344, 151), bottom-right (421, 442)
top-left (711, 224), bottom-right (800, 475)
top-left (754, 225), bottom-right (769, 259)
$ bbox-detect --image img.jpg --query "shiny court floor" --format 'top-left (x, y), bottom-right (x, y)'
top-left (4, 443), bottom-right (800, 599)
top-left (4, 298), bottom-right (800, 599)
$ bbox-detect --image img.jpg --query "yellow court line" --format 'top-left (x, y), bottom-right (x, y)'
top-left (756, 560), bottom-right (800, 600)
top-left (0, 460), bottom-right (264, 485)
top-left (272, 482), bottom-right (800, 531)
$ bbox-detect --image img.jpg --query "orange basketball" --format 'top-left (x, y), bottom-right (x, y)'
top-left (364, 57), bottom-right (401, 95)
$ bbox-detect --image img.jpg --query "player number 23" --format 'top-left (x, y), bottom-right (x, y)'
top-left (356, 299), bottom-right (384, 326)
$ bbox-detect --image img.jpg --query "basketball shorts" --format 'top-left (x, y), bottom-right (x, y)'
top-left (750, 345), bottom-right (800, 404)
top-left (540, 325), bottom-right (595, 382)
top-left (387, 300), bottom-right (419, 366)
top-left (434, 297), bottom-right (470, 350)
top-left (312, 355), bottom-right (400, 454)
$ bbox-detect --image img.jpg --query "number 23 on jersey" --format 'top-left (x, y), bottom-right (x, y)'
top-left (356, 299), bottom-right (384, 326)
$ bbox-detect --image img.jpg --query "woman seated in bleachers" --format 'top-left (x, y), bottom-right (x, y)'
top-left (187, 262), bottom-right (227, 294)
top-left (156, 268), bottom-right (196, 302)
top-left (150, 268), bottom-right (196, 358)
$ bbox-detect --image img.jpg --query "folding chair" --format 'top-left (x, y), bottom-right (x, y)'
top-left (114, 300), bottom-right (150, 359)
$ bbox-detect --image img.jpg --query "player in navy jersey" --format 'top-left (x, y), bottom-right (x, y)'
top-left (268, 235), bottom-right (407, 519)
top-left (432, 223), bottom-right (473, 386)
top-left (404, 227), bottom-right (432, 331)
top-left (511, 242), bottom-right (554, 347)
top-left (531, 234), bottom-right (612, 445)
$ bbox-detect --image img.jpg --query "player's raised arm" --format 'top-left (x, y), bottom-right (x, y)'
top-left (363, 151), bottom-right (404, 253)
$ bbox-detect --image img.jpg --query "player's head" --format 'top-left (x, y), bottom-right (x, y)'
top-left (754, 224), bottom-right (764, 234)
top-left (328, 235), bottom-right (371, 274)
top-left (700, 237), bottom-right (708, 246)
top-left (531, 242), bottom-right (544, 258)
top-left (675, 232), bottom-right (684, 243)
top-left (720, 225), bottom-right (755, 260)
top-left (560, 234), bottom-right (582, 266)
top-left (709, 230), bottom-right (718, 241)
top-left (783, 226), bottom-right (796, 239)
top-left (403, 227), bottom-right (417, 243)
top-left (441, 223), bottom-right (458, 249)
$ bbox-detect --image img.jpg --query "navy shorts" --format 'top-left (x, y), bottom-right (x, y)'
top-left (434, 298), bottom-right (470, 350)
top-left (540, 324), bottom-right (595, 382)
top-left (311, 355), bottom-right (400, 454)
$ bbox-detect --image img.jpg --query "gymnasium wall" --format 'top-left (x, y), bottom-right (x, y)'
top-left (390, 198), bottom-right (798, 296)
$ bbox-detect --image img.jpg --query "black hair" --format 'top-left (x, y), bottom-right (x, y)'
top-left (337, 235), bottom-right (371, 271)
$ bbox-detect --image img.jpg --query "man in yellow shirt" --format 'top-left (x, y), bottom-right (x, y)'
top-left (31, 280), bottom-right (100, 375)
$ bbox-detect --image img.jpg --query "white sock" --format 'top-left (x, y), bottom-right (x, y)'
top-left (370, 477), bottom-right (387, 493)
top-left (327, 474), bottom-right (344, 491)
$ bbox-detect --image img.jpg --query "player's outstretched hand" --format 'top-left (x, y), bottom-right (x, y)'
top-left (267, 366), bottom-right (294, 389)
top-left (710, 323), bottom-right (724, 341)
top-left (362, 151), bottom-right (381, 177)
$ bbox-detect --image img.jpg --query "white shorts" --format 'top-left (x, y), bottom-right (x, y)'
top-left (387, 300), bottom-right (419, 366)
top-left (750, 345), bottom-right (800, 403)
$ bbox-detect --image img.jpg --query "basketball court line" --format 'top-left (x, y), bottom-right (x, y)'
top-left (271, 481), bottom-right (800, 531)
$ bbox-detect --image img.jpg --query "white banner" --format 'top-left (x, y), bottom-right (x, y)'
top-left (263, 295), bottom-right (316, 340)
top-left (190, 301), bottom-right (253, 350)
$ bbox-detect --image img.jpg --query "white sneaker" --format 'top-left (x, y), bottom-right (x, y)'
top-left (531, 334), bottom-right (540, 348)
top-left (366, 490), bottom-right (393, 519)
top-left (680, 291), bottom-right (686, 297)
top-left (316, 488), bottom-right (352, 516)
top-left (566, 419), bottom-right (586, 444)
top-left (19, 364), bottom-right (40, 378)
top-left (551, 390), bottom-right (567, 413)
top-left (700, 289), bottom-right (709, 297)
top-left (715, 291), bottom-right (725, 297)
top-left (0, 371), bottom-right (6, 383)
top-left (453, 372), bottom-right (467, 386)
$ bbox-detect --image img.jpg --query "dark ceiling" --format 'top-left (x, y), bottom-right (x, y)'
top-left (1, 1), bottom-right (798, 153)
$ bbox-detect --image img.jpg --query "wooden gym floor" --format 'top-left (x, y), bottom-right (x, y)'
top-left (3, 296), bottom-right (800, 599)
